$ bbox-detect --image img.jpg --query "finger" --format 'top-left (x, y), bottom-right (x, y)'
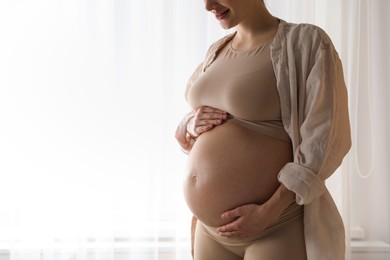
top-left (186, 119), bottom-right (197, 138)
top-left (199, 106), bottom-right (226, 114)
top-left (217, 218), bottom-right (242, 233)
top-left (201, 112), bottom-right (228, 120)
top-left (197, 108), bottom-right (228, 120)
top-left (197, 119), bottom-right (223, 126)
top-left (218, 230), bottom-right (242, 238)
top-left (196, 124), bottom-right (214, 135)
top-left (221, 207), bottom-right (242, 220)
top-left (189, 124), bottom-right (212, 137)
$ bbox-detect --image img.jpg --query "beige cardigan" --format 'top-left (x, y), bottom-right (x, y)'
top-left (186, 20), bottom-right (351, 260)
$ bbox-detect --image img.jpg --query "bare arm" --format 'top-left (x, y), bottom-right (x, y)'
top-left (175, 111), bottom-right (196, 154)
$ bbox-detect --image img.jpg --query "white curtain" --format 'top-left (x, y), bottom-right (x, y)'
top-left (346, 0), bottom-right (390, 246)
top-left (1, 0), bottom-right (388, 259)
top-left (0, 0), bottom-right (208, 259)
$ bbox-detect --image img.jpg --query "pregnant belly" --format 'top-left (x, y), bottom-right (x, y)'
top-left (183, 120), bottom-right (293, 227)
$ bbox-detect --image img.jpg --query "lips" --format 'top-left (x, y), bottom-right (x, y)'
top-left (215, 9), bottom-right (230, 20)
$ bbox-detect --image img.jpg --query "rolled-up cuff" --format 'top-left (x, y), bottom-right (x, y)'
top-left (278, 162), bottom-right (326, 205)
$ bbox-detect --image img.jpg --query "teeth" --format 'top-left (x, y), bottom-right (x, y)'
top-left (215, 9), bottom-right (228, 17)
top-left (214, 8), bottom-right (228, 16)
top-left (217, 9), bottom-right (228, 15)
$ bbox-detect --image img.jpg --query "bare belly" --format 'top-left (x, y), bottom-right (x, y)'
top-left (183, 120), bottom-right (293, 227)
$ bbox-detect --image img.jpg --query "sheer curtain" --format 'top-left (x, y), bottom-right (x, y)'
top-left (0, 0), bottom-right (209, 259)
top-left (346, 0), bottom-right (390, 246)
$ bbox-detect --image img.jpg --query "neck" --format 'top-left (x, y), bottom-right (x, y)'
top-left (234, 3), bottom-right (279, 48)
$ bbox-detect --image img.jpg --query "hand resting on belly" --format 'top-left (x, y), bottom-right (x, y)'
top-left (183, 118), bottom-right (293, 227)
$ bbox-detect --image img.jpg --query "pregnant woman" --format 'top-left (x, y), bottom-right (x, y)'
top-left (175, 1), bottom-right (351, 259)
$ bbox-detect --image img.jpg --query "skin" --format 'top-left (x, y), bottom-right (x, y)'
top-left (176, 0), bottom-right (296, 239)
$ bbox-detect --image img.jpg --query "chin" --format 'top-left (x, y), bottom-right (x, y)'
top-left (219, 22), bottom-right (234, 30)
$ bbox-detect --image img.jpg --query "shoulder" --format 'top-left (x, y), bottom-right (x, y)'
top-left (202, 33), bottom-right (235, 71)
top-left (279, 21), bottom-right (332, 49)
top-left (206, 33), bottom-right (235, 55)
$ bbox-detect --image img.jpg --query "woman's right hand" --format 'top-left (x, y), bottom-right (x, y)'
top-left (187, 106), bottom-right (227, 138)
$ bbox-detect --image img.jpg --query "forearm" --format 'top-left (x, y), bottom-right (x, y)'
top-left (175, 111), bottom-right (196, 154)
top-left (264, 183), bottom-right (296, 215)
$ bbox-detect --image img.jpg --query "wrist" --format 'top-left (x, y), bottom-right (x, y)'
top-left (186, 125), bottom-right (198, 139)
top-left (266, 184), bottom-right (296, 212)
top-left (177, 112), bottom-right (195, 137)
top-left (175, 111), bottom-right (196, 153)
top-left (279, 184), bottom-right (296, 204)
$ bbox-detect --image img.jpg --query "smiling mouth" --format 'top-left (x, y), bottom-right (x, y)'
top-left (215, 9), bottom-right (230, 20)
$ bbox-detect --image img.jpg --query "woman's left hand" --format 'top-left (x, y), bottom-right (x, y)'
top-left (217, 184), bottom-right (295, 238)
top-left (216, 203), bottom-right (282, 239)
top-left (217, 185), bottom-right (296, 239)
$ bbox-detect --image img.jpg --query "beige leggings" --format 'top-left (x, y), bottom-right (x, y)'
top-left (193, 204), bottom-right (307, 260)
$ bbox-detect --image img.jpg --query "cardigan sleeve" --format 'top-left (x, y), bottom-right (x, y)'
top-left (277, 28), bottom-right (352, 205)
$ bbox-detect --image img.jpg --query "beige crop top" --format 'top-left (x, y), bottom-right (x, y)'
top-left (187, 36), bottom-right (290, 142)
